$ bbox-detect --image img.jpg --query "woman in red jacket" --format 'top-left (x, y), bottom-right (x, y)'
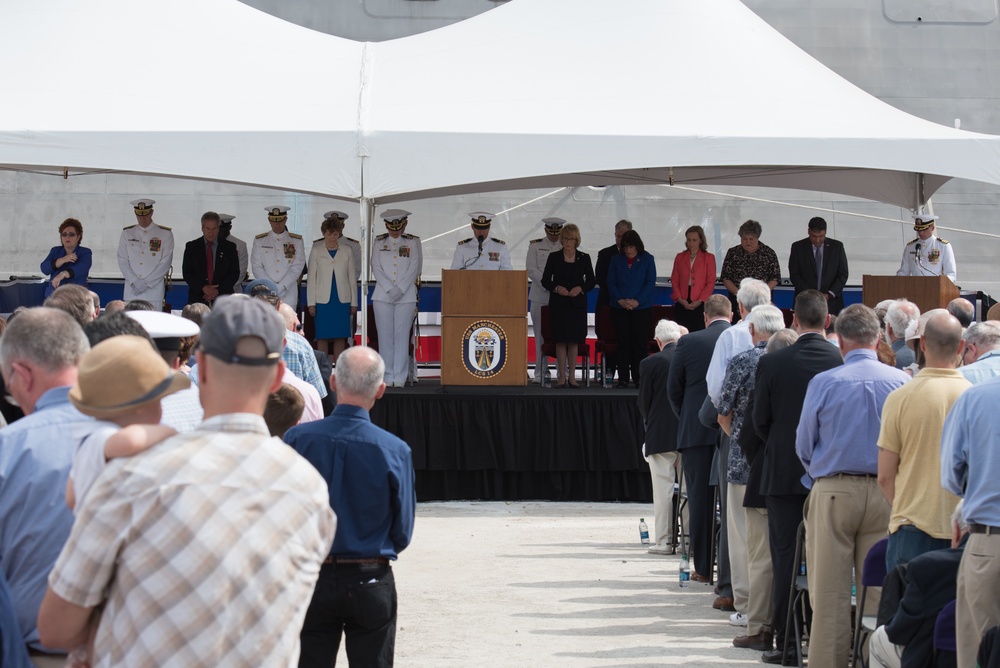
top-left (670, 225), bottom-right (717, 333)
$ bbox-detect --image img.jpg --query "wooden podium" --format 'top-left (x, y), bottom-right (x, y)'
top-left (862, 275), bottom-right (959, 314)
top-left (440, 269), bottom-right (527, 386)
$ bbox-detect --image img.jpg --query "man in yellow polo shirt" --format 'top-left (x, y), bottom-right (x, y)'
top-left (877, 310), bottom-right (970, 571)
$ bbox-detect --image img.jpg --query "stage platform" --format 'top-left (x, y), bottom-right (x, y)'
top-left (370, 381), bottom-right (652, 503)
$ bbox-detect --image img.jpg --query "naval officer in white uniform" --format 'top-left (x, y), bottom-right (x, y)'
top-left (896, 213), bottom-right (957, 283)
top-left (526, 218), bottom-right (565, 381)
top-left (371, 209), bottom-right (423, 387)
top-left (251, 205), bottom-right (306, 310)
top-left (117, 198), bottom-right (174, 305)
top-left (450, 212), bottom-right (513, 270)
top-left (218, 213), bottom-right (248, 294)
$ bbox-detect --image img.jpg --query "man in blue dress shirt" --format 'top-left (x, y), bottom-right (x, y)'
top-left (941, 374), bottom-right (1000, 666)
top-left (285, 346), bottom-right (416, 668)
top-left (795, 304), bottom-right (910, 667)
top-left (0, 308), bottom-right (93, 664)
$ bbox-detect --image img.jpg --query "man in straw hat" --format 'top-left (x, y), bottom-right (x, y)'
top-left (39, 295), bottom-right (336, 666)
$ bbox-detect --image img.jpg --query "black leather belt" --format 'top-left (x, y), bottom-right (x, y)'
top-left (968, 523), bottom-right (1000, 535)
top-left (323, 556), bottom-right (390, 565)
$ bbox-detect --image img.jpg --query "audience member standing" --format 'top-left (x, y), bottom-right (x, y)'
top-left (39, 295), bottom-right (336, 666)
top-left (884, 299), bottom-right (920, 370)
top-left (752, 290), bottom-right (843, 664)
top-left (795, 304), bottom-right (909, 667)
top-left (668, 294), bottom-right (732, 582)
top-left (878, 311), bottom-right (968, 571)
top-left (638, 319), bottom-right (685, 554)
top-left (0, 308), bottom-right (91, 664)
top-left (285, 347), bottom-right (416, 668)
top-left (941, 373), bottom-right (1000, 666)
top-left (948, 297), bottom-right (975, 328)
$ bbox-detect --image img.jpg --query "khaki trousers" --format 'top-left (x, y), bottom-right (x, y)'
top-left (957, 532), bottom-right (1000, 668)
top-left (804, 476), bottom-right (890, 668)
top-left (745, 505), bottom-right (772, 636)
top-left (647, 451), bottom-right (680, 547)
top-left (727, 483), bottom-right (750, 614)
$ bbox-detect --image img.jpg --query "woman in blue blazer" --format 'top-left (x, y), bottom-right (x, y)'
top-left (607, 229), bottom-right (656, 388)
top-left (40, 218), bottom-right (93, 298)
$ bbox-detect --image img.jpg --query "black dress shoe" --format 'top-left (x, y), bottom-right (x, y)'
top-left (760, 648), bottom-right (792, 665)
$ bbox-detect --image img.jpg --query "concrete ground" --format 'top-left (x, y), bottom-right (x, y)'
top-left (382, 502), bottom-right (765, 667)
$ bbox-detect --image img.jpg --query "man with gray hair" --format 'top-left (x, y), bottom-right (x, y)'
top-left (284, 346), bottom-right (416, 667)
top-left (638, 319), bottom-right (685, 554)
top-left (0, 308), bottom-right (91, 664)
top-left (885, 299), bottom-right (920, 370)
top-left (717, 304), bottom-right (785, 649)
top-left (960, 320), bottom-right (1000, 384)
top-left (707, 278), bottom-right (773, 406)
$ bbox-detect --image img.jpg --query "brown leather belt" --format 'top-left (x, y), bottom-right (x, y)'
top-left (968, 523), bottom-right (1000, 535)
top-left (323, 556), bottom-right (390, 565)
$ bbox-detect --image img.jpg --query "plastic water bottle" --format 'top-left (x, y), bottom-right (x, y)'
top-left (639, 518), bottom-right (650, 545)
top-left (679, 552), bottom-right (691, 588)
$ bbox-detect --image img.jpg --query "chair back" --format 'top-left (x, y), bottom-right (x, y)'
top-left (933, 599), bottom-right (957, 652)
top-left (366, 303), bottom-right (380, 349)
top-left (861, 537), bottom-right (889, 587)
top-left (595, 305), bottom-right (616, 342)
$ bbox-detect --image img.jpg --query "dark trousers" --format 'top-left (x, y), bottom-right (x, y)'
top-left (681, 443), bottom-right (716, 577)
top-left (672, 287), bottom-right (705, 333)
top-left (610, 306), bottom-right (652, 385)
top-left (765, 494), bottom-right (806, 646)
top-left (299, 562), bottom-right (397, 668)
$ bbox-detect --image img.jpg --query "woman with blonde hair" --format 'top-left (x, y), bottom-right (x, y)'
top-left (541, 224), bottom-right (596, 388)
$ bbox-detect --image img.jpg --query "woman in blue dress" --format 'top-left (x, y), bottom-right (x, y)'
top-left (40, 218), bottom-right (92, 298)
top-left (307, 215), bottom-right (357, 361)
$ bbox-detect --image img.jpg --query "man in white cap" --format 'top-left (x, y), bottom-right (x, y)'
top-left (451, 212), bottom-right (513, 270)
top-left (117, 198), bottom-right (174, 306)
top-left (371, 209), bottom-right (423, 388)
top-left (896, 214), bottom-right (957, 282)
top-left (526, 218), bottom-right (564, 382)
top-left (251, 206), bottom-right (306, 310)
top-left (218, 213), bottom-right (248, 294)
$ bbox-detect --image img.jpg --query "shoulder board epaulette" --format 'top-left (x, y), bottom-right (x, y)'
top-left (939, 238), bottom-right (949, 244)
top-left (344, 237), bottom-right (359, 244)
top-left (529, 238), bottom-right (543, 244)
top-left (402, 233), bottom-right (419, 239)
top-left (491, 237), bottom-right (506, 244)
top-left (123, 224), bottom-right (136, 230)
top-left (313, 237), bottom-right (324, 244)
top-left (288, 232), bottom-right (303, 240)
top-left (376, 233), bottom-right (389, 240)
top-left (255, 232), bottom-right (269, 239)
top-left (906, 238), bottom-right (919, 245)
top-left (459, 237), bottom-right (474, 245)
top-left (157, 225), bottom-right (172, 231)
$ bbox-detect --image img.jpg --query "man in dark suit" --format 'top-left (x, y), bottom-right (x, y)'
top-left (668, 294), bottom-right (732, 582)
top-left (752, 289), bottom-right (843, 664)
top-left (869, 502), bottom-right (967, 668)
top-left (182, 211), bottom-right (240, 306)
top-left (638, 318), bottom-right (684, 555)
top-left (788, 217), bottom-right (849, 315)
top-left (595, 220), bottom-right (632, 382)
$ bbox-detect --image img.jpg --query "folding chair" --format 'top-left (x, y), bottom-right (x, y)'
top-left (594, 306), bottom-right (617, 384)
top-left (669, 459), bottom-right (688, 555)
top-left (781, 520), bottom-right (810, 667)
top-left (933, 599), bottom-right (957, 661)
top-left (851, 537), bottom-right (889, 667)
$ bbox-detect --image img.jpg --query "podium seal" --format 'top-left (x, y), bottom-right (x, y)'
top-left (461, 320), bottom-right (508, 378)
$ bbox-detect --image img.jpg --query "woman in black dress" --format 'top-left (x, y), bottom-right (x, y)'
top-left (541, 224), bottom-right (596, 388)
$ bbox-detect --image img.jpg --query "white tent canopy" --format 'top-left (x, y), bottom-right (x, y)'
top-left (2, 0), bottom-right (1000, 209)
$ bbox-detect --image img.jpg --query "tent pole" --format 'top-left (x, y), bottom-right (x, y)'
top-left (360, 197), bottom-right (373, 344)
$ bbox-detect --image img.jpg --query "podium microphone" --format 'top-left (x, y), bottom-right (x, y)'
top-left (914, 242), bottom-right (922, 259)
top-left (477, 237), bottom-right (484, 254)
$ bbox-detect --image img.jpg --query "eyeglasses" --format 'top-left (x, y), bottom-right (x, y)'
top-left (61, 232), bottom-right (78, 238)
